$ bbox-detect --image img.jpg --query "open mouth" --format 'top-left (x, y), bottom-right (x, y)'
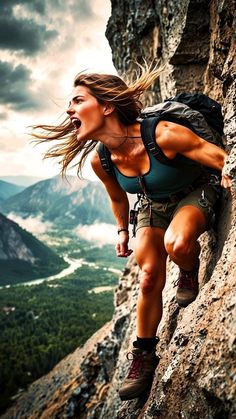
top-left (71, 118), bottom-right (81, 130)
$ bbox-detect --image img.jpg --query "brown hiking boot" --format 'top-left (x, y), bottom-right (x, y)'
top-left (175, 259), bottom-right (200, 307)
top-left (118, 348), bottom-right (159, 401)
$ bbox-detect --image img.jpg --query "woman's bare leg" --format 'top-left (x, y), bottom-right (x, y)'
top-left (134, 226), bottom-right (167, 337)
top-left (119, 227), bottom-right (166, 401)
top-left (164, 205), bottom-right (207, 306)
top-left (164, 205), bottom-right (207, 270)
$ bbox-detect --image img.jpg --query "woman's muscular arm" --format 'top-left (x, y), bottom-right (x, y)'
top-left (91, 151), bottom-right (133, 257)
top-left (156, 121), bottom-right (232, 190)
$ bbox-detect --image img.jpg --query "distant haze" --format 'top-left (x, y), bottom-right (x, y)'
top-left (7, 213), bottom-right (53, 235)
top-left (0, 176), bottom-right (44, 187)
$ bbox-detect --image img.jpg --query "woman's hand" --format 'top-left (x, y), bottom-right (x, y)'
top-left (115, 231), bottom-right (133, 257)
top-left (221, 174), bottom-right (233, 191)
top-left (221, 150), bottom-right (236, 194)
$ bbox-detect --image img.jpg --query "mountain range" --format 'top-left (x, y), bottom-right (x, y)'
top-left (0, 180), bottom-right (24, 203)
top-left (0, 175), bottom-right (115, 285)
top-left (0, 176), bottom-right (43, 187)
top-left (0, 176), bottom-right (114, 227)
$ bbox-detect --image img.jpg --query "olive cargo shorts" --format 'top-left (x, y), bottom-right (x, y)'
top-left (137, 184), bottom-right (220, 232)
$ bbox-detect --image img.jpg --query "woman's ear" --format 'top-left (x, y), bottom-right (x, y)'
top-left (103, 103), bottom-right (115, 116)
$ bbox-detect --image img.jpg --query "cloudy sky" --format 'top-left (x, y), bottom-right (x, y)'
top-left (0, 0), bottom-right (116, 181)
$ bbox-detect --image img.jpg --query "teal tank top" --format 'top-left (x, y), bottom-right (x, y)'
top-left (113, 143), bottom-right (203, 200)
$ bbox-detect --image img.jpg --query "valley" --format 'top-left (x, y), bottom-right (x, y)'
top-left (0, 176), bottom-right (127, 414)
top-left (0, 228), bottom-right (126, 414)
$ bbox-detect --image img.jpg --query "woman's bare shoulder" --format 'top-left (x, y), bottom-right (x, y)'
top-left (155, 120), bottom-right (197, 147)
top-left (91, 149), bottom-right (100, 167)
top-left (91, 149), bottom-right (128, 200)
top-left (90, 149), bottom-right (107, 179)
top-left (91, 149), bottom-right (118, 184)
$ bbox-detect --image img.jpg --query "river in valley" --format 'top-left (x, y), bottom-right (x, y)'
top-left (0, 256), bottom-right (122, 289)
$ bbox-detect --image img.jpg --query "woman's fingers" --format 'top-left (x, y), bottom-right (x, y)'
top-left (116, 242), bottom-right (133, 257)
top-left (221, 174), bottom-right (233, 190)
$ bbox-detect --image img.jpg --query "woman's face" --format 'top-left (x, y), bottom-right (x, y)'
top-left (67, 85), bottom-right (106, 142)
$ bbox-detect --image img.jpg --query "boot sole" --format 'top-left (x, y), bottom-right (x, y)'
top-left (176, 297), bottom-right (197, 307)
top-left (119, 386), bottom-right (150, 401)
top-left (119, 380), bottom-right (154, 401)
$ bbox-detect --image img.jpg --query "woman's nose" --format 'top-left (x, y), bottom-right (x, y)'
top-left (66, 103), bottom-right (73, 116)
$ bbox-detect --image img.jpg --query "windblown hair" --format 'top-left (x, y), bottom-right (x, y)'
top-left (32, 63), bottom-right (163, 177)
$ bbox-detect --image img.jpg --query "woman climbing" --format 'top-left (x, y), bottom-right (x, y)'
top-left (33, 66), bottom-right (232, 401)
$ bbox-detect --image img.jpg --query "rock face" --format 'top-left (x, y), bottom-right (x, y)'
top-left (0, 214), bottom-right (36, 263)
top-left (0, 213), bottom-right (67, 285)
top-left (2, 1), bottom-right (235, 418)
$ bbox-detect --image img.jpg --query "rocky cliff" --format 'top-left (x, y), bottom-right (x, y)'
top-left (2, 1), bottom-right (235, 418)
top-left (0, 213), bottom-right (67, 285)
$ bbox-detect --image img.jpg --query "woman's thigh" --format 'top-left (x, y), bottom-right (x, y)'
top-left (135, 226), bottom-right (167, 275)
top-left (164, 183), bottom-right (220, 251)
top-left (173, 183), bottom-right (219, 231)
top-left (165, 204), bottom-right (207, 248)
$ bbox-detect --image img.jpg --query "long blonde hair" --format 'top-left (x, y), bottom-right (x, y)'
top-left (32, 64), bottom-right (163, 177)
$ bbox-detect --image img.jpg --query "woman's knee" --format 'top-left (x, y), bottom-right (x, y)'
top-left (140, 266), bottom-right (165, 295)
top-left (164, 231), bottom-right (192, 259)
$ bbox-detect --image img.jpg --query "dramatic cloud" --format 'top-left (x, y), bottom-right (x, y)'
top-left (0, 0), bottom-right (94, 56)
top-left (0, 61), bottom-right (40, 110)
top-left (48, 0), bottom-right (93, 20)
top-left (1, 0), bottom-right (46, 14)
top-left (0, 0), bottom-right (114, 178)
top-left (0, 1), bottom-right (57, 54)
top-left (0, 18), bottom-right (57, 54)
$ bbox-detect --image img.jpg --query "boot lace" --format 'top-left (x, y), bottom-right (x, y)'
top-left (174, 261), bottom-right (200, 290)
top-left (174, 270), bottom-right (197, 289)
top-left (126, 352), bottom-right (144, 379)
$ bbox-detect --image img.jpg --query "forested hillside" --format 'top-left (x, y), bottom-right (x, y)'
top-left (0, 180), bottom-right (24, 203)
top-left (0, 213), bottom-right (67, 285)
top-left (0, 241), bottom-right (124, 414)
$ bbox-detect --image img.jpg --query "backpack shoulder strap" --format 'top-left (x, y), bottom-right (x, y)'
top-left (141, 116), bottom-right (174, 166)
top-left (97, 142), bottom-right (115, 176)
top-left (141, 115), bottom-right (198, 169)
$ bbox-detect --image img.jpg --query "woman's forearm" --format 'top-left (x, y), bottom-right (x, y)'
top-left (110, 198), bottom-right (130, 230)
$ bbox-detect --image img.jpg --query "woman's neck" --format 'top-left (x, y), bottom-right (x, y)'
top-left (98, 121), bottom-right (141, 154)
